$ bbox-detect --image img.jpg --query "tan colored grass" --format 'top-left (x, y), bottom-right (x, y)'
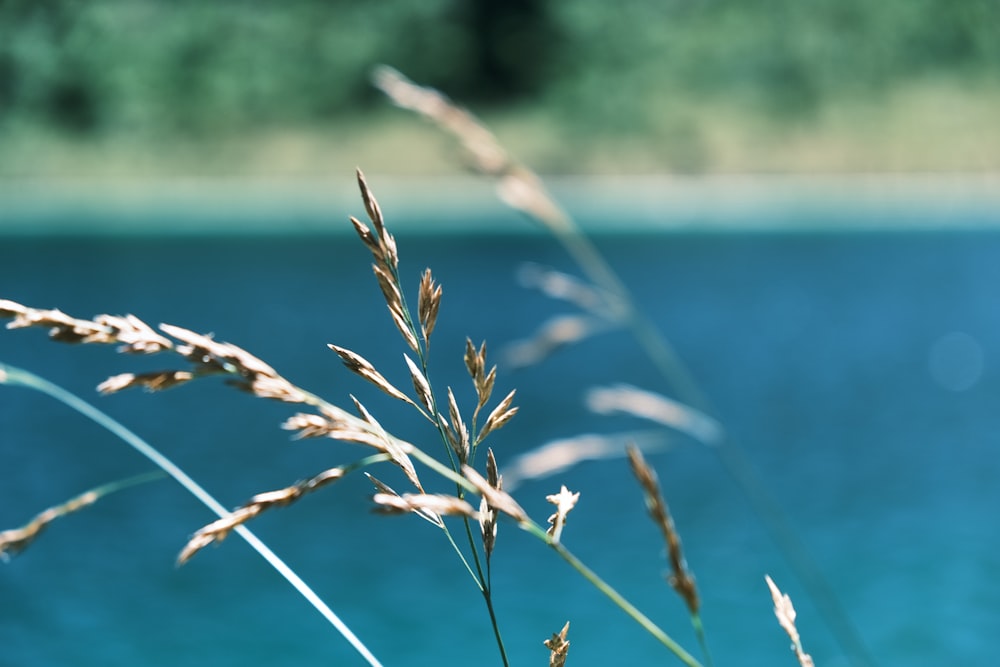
top-left (351, 169), bottom-right (422, 353)
top-left (178, 466), bottom-right (349, 565)
top-left (364, 473), bottom-right (443, 527)
top-left (464, 338), bottom-right (497, 427)
top-left (626, 444), bottom-right (700, 616)
top-left (371, 492), bottom-right (478, 520)
top-left (0, 488), bottom-right (100, 560)
top-left (417, 268), bottom-right (442, 349)
top-left (477, 388), bottom-right (518, 443)
top-left (328, 344), bottom-right (417, 408)
top-left (1, 472), bottom-right (163, 560)
top-left (0, 299), bottom-right (310, 403)
top-left (462, 464), bottom-right (527, 525)
top-left (766, 575), bottom-right (816, 667)
top-left (504, 313), bottom-right (609, 369)
top-left (543, 622), bottom-right (571, 667)
top-left (478, 448), bottom-right (501, 560)
top-left (443, 386), bottom-right (471, 464)
top-left (1, 299), bottom-right (171, 353)
top-left (499, 432), bottom-right (668, 492)
top-left (373, 65), bottom-right (571, 233)
top-left (588, 384), bottom-right (723, 446)
top-left (545, 485), bottom-right (580, 545)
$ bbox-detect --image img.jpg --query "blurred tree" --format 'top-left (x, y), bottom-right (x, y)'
top-left (451, 0), bottom-right (564, 101)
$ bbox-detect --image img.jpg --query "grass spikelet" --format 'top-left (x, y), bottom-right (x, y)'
top-left (478, 388), bottom-right (518, 441)
top-left (1, 472), bottom-right (163, 561)
top-left (463, 464), bottom-right (527, 524)
top-left (544, 622), bottom-right (571, 667)
top-left (1, 300), bottom-right (173, 353)
top-left (500, 432), bottom-right (668, 492)
top-left (178, 465), bottom-right (351, 565)
top-left (417, 268), bottom-right (442, 347)
top-left (372, 66), bottom-right (509, 176)
top-left (588, 384), bottom-right (724, 446)
top-left (98, 370), bottom-right (195, 394)
top-left (626, 444), bottom-right (700, 616)
top-left (372, 265), bottom-right (419, 352)
top-left (545, 486), bottom-right (580, 545)
top-left (365, 473), bottom-right (443, 527)
top-left (516, 263), bottom-right (614, 317)
top-left (504, 313), bottom-right (607, 369)
top-left (446, 387), bottom-right (470, 463)
top-left (328, 344), bottom-right (416, 407)
top-left (465, 338), bottom-right (497, 425)
top-left (349, 397), bottom-right (424, 492)
top-left (373, 66), bottom-right (572, 233)
top-left (479, 448), bottom-right (501, 559)
top-left (403, 354), bottom-right (434, 415)
top-left (354, 169), bottom-right (398, 269)
top-left (464, 338), bottom-right (485, 385)
top-left (766, 575), bottom-right (816, 667)
top-left (372, 492), bottom-right (478, 520)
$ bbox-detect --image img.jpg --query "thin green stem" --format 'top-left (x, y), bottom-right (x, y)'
top-left (89, 470), bottom-right (168, 497)
top-left (520, 521), bottom-right (702, 667)
top-left (440, 522), bottom-right (483, 591)
top-left (691, 614), bottom-right (714, 667)
top-left (1, 362), bottom-right (384, 667)
top-left (390, 431), bottom-right (509, 666)
top-left (513, 177), bottom-right (876, 667)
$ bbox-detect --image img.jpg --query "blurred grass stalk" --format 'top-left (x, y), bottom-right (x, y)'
top-left (0, 362), bottom-right (386, 667)
top-left (372, 65), bottom-right (877, 667)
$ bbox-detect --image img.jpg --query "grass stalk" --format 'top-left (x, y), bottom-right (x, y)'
top-left (520, 520), bottom-right (703, 667)
top-left (374, 65), bottom-right (876, 667)
top-left (0, 362), bottom-right (384, 667)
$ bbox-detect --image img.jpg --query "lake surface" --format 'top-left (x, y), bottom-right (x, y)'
top-left (2, 226), bottom-right (999, 666)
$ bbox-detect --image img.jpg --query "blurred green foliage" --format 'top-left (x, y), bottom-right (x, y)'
top-left (1, 0), bottom-right (997, 171)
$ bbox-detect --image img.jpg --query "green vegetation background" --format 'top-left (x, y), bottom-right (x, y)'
top-left (2, 0), bottom-right (999, 177)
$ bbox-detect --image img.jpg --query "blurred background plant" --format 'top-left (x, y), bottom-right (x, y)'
top-left (2, 0), bottom-right (999, 177)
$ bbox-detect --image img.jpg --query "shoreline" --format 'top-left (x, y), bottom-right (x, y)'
top-left (2, 173), bottom-right (999, 236)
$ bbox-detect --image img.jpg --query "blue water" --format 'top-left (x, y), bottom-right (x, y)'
top-left (2, 229), bottom-right (999, 666)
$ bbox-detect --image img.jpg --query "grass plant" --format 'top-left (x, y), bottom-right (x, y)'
top-left (0, 73), bottom-right (870, 667)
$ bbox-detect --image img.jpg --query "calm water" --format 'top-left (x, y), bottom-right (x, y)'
top-left (1, 229), bottom-right (999, 666)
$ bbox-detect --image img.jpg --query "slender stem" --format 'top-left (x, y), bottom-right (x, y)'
top-left (1, 362), bottom-right (384, 667)
top-left (440, 522), bottom-right (483, 591)
top-left (481, 583), bottom-right (509, 667)
top-left (519, 521), bottom-right (702, 667)
top-left (516, 179), bottom-right (877, 667)
top-left (89, 470), bottom-right (168, 497)
top-left (407, 433), bottom-right (510, 666)
top-left (691, 614), bottom-right (714, 667)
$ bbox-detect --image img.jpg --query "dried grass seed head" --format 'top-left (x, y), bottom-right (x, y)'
top-left (479, 389), bottom-right (518, 441)
top-left (766, 575), bottom-right (815, 667)
top-left (372, 492), bottom-right (478, 520)
top-left (98, 370), bottom-right (195, 394)
top-left (1, 301), bottom-right (173, 353)
top-left (178, 466), bottom-right (348, 565)
top-left (544, 622), bottom-right (571, 667)
top-left (354, 169), bottom-right (398, 270)
top-left (365, 473), bottom-right (442, 527)
top-left (404, 354), bottom-right (434, 415)
top-left (478, 448), bottom-right (502, 558)
top-left (463, 464), bottom-right (527, 524)
top-left (417, 268), bottom-right (442, 347)
top-left (328, 344), bottom-right (416, 406)
top-left (0, 490), bottom-right (100, 560)
top-left (446, 387), bottom-right (470, 463)
top-left (626, 444), bottom-right (700, 615)
top-left (545, 485), bottom-right (580, 544)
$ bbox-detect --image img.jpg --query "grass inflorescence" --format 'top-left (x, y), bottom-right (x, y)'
top-left (0, 71), bottom-right (875, 667)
